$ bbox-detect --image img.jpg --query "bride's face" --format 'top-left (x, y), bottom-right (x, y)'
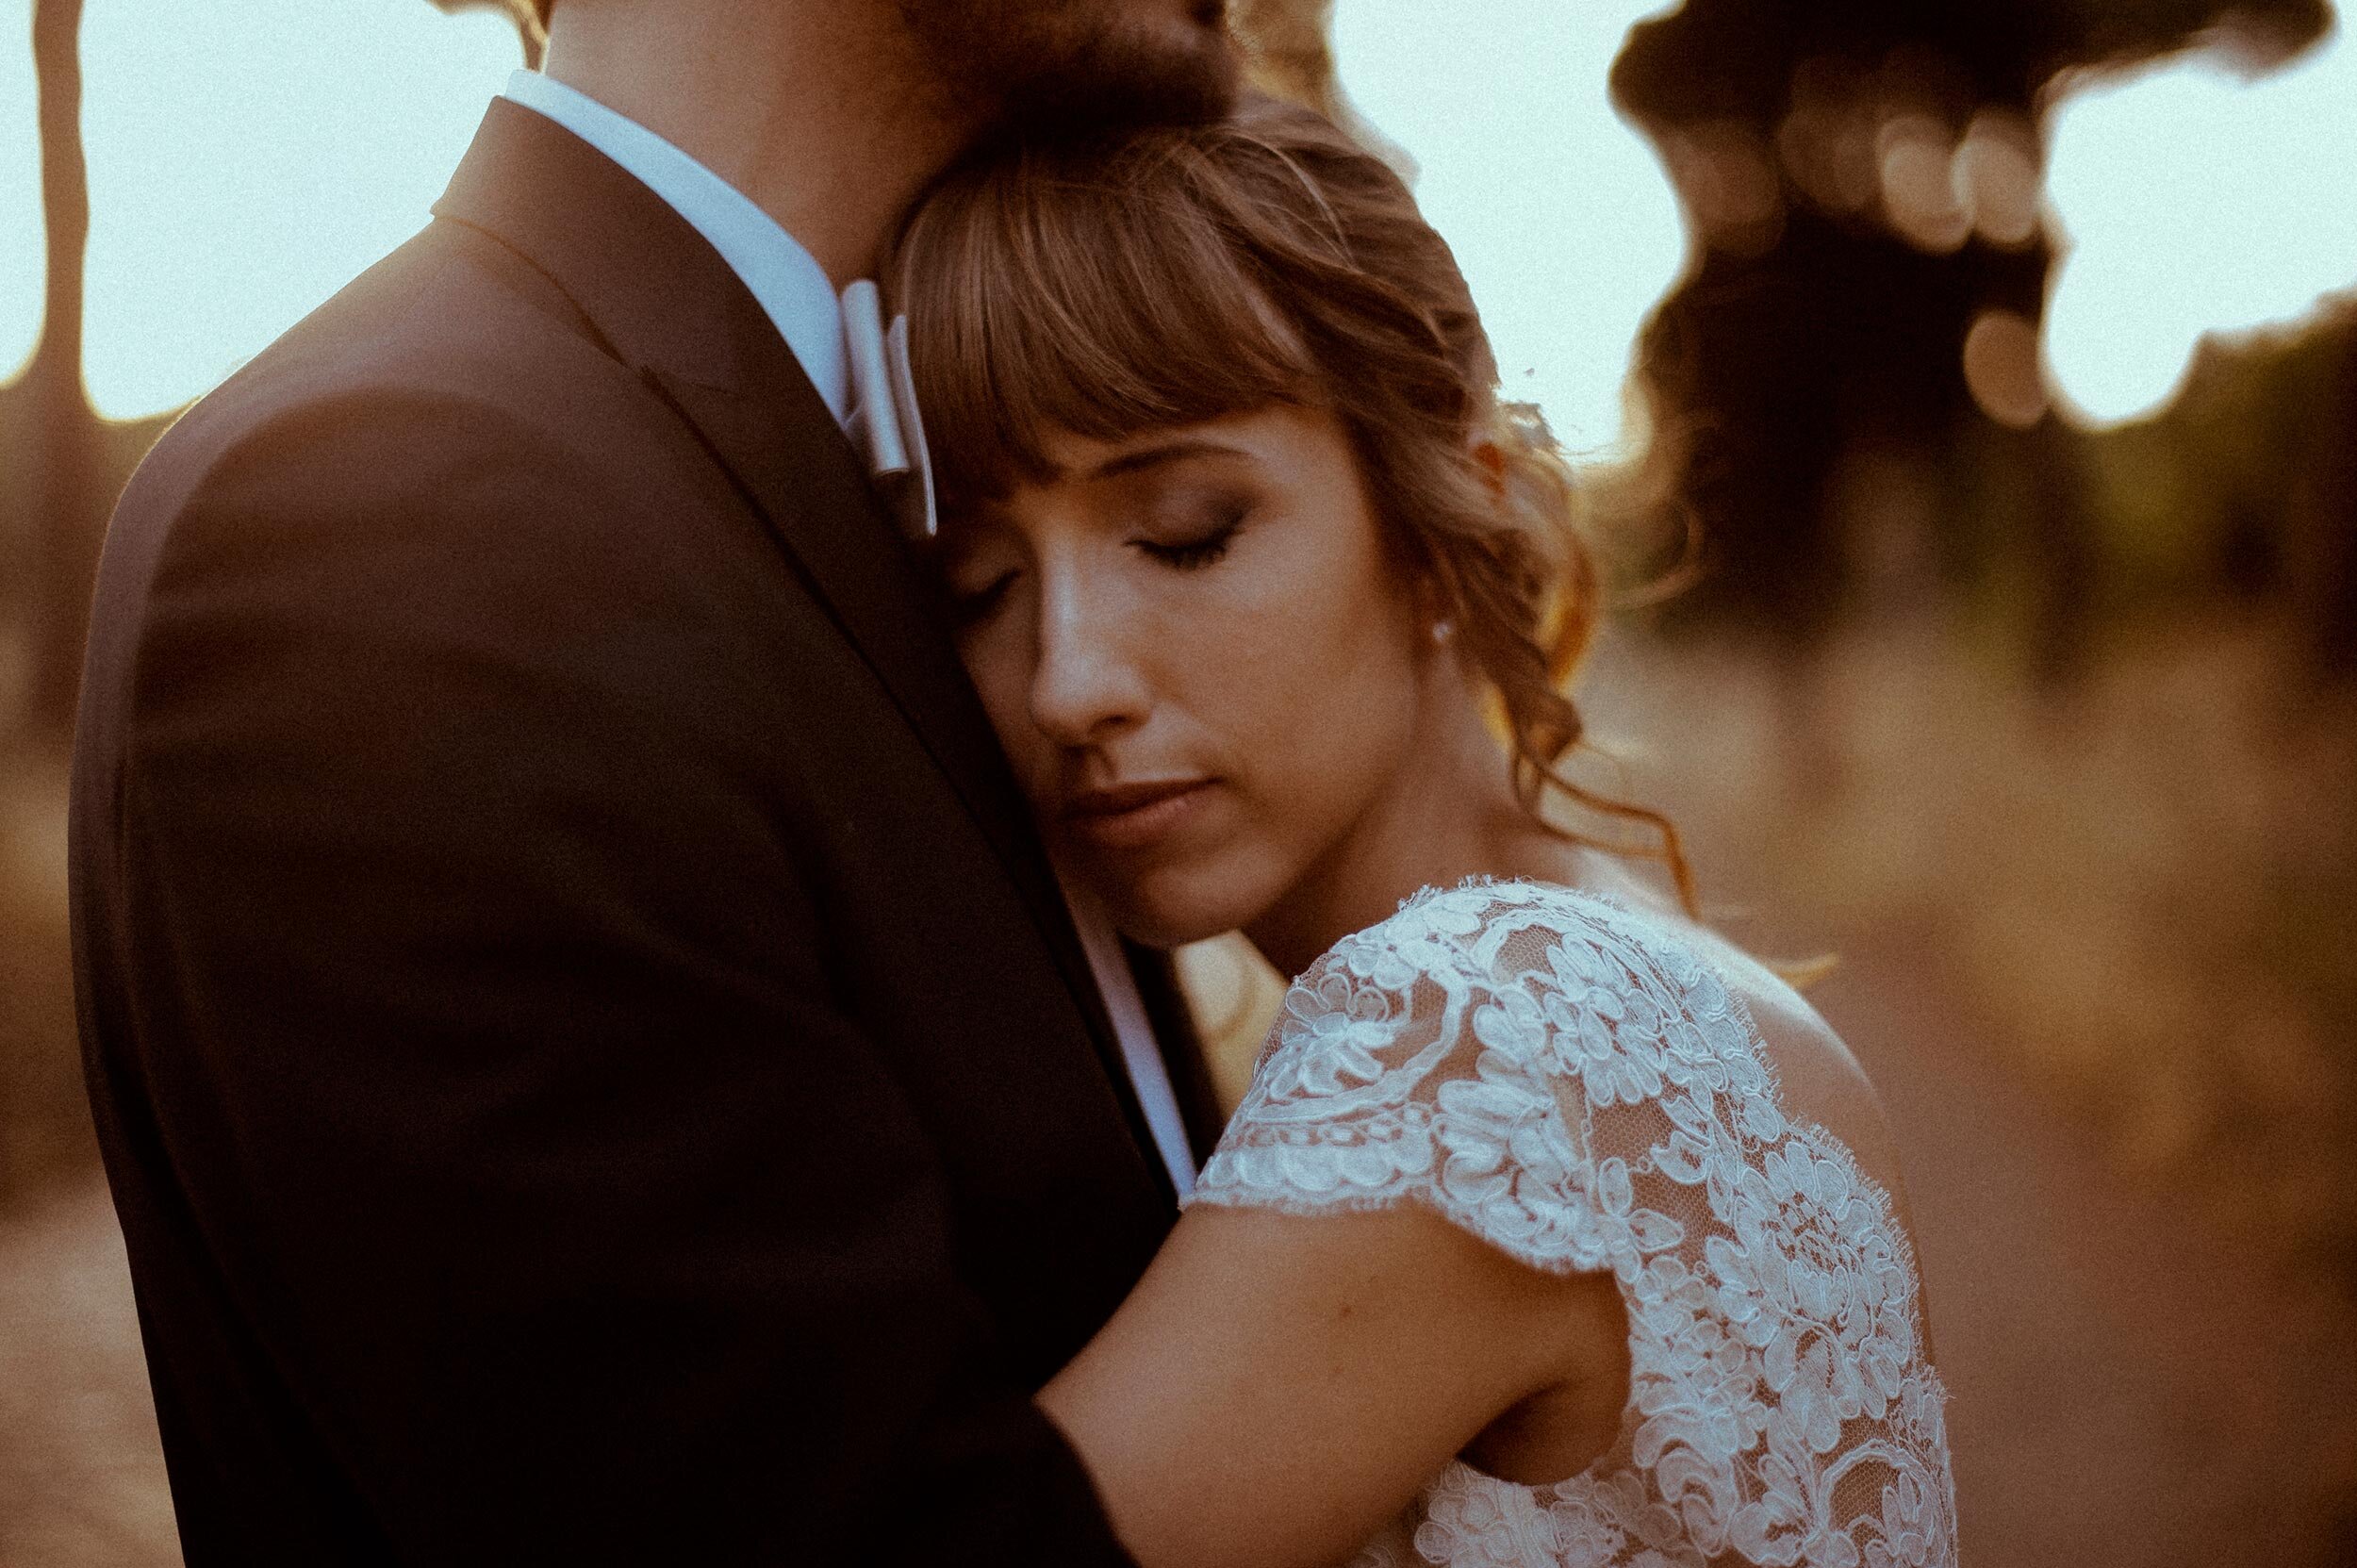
top-left (941, 404), bottom-right (1434, 947)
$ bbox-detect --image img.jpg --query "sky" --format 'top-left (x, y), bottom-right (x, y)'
top-left (2043, 19), bottom-right (2357, 423)
top-left (0, 0), bottom-right (2352, 435)
top-left (1331, 0), bottom-right (1685, 460)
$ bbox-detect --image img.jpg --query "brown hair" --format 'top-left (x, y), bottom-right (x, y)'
top-left (892, 95), bottom-right (1698, 915)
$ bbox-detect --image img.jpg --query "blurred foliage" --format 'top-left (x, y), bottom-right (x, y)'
top-left (1606, 0), bottom-right (2357, 685)
top-left (13, 0), bottom-right (98, 741)
top-left (2081, 302), bottom-right (2357, 670)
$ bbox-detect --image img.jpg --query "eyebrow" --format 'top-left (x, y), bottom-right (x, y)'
top-left (1081, 438), bottom-right (1253, 483)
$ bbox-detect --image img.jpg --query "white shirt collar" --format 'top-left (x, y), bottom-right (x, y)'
top-left (501, 69), bottom-right (850, 425)
top-left (1064, 878), bottom-right (1198, 1199)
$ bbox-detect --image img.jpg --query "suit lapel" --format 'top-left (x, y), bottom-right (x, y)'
top-left (432, 101), bottom-right (1168, 1194)
top-left (635, 367), bottom-right (1036, 890)
top-left (637, 363), bottom-right (1100, 983)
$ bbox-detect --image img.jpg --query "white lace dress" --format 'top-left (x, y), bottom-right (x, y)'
top-left (1189, 881), bottom-right (1957, 1568)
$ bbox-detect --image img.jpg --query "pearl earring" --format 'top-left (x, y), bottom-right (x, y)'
top-left (1431, 619), bottom-right (1455, 646)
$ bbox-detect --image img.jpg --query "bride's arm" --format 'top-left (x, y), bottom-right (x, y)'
top-left (1039, 1200), bottom-right (1627, 1568)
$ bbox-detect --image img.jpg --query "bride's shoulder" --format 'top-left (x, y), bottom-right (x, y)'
top-left (1264, 877), bottom-right (1762, 1097)
top-left (1205, 878), bottom-right (1794, 1262)
top-left (1289, 876), bottom-right (1882, 1120)
top-left (1311, 875), bottom-right (1743, 1027)
top-left (1459, 877), bottom-right (1909, 1208)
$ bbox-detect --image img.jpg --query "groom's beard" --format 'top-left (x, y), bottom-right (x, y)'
top-left (898, 0), bottom-right (1241, 137)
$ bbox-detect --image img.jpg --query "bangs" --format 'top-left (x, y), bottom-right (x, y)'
top-left (893, 130), bottom-right (1321, 506)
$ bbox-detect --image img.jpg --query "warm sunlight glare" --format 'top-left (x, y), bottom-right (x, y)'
top-left (24, 3), bottom-right (2357, 435)
top-left (2045, 21), bottom-right (2357, 427)
top-left (1332, 0), bottom-right (1686, 462)
top-left (75, 0), bottom-right (520, 420)
top-left (0, 0), bottom-right (41, 381)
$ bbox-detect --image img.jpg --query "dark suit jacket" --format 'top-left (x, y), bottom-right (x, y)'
top-left (70, 100), bottom-right (1220, 1566)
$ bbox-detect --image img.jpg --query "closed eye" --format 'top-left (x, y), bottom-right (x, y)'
top-left (1136, 510), bottom-right (1244, 571)
top-left (948, 568), bottom-right (1018, 626)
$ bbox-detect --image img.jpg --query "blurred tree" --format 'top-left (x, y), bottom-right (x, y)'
top-left (2080, 303), bottom-right (2357, 683)
top-left (2271, 316), bottom-right (2357, 680)
top-left (1609, 0), bottom-right (2335, 673)
top-left (20, 0), bottom-right (99, 744)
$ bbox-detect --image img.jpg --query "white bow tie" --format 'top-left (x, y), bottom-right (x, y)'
top-left (840, 279), bottom-right (938, 540)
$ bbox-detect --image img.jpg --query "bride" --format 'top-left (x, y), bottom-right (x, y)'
top-left (891, 95), bottom-right (1957, 1568)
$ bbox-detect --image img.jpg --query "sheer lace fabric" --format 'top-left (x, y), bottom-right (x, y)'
top-left (1189, 882), bottom-right (1956, 1568)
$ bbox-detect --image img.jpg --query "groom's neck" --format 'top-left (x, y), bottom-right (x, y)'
top-left (541, 1), bottom-right (977, 287)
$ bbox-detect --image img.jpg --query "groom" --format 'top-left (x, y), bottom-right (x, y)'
top-left (71, 2), bottom-right (1236, 1561)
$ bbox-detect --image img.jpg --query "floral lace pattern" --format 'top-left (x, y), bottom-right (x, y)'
top-left (1189, 882), bottom-right (1956, 1568)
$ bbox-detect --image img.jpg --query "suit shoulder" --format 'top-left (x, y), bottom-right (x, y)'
top-left (126, 219), bottom-right (655, 516)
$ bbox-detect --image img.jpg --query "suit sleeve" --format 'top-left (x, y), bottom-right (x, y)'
top-left (118, 390), bottom-right (1134, 1565)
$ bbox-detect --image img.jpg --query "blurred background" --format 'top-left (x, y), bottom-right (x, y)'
top-left (4, 0), bottom-right (2354, 1561)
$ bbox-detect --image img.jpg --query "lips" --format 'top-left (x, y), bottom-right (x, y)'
top-left (1060, 777), bottom-right (1214, 852)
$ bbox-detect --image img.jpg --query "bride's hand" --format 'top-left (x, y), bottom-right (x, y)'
top-left (1038, 1202), bottom-right (1628, 1568)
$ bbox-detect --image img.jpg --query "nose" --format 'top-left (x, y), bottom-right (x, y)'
top-left (1027, 555), bottom-right (1150, 751)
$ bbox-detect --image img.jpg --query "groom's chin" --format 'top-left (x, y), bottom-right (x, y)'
top-left (1011, 32), bottom-right (1240, 137)
top-left (939, 0), bottom-right (1241, 140)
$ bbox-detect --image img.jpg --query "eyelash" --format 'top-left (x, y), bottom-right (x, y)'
top-left (1138, 506), bottom-right (1246, 571)
top-left (948, 505), bottom-right (1246, 625)
top-left (948, 574), bottom-right (1013, 627)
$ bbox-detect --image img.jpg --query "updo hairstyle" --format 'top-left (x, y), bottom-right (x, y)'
top-left (892, 94), bottom-right (1695, 913)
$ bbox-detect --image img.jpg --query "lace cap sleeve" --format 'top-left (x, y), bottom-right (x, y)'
top-left (1189, 880), bottom-right (1742, 1279)
top-left (1190, 882), bottom-right (1958, 1568)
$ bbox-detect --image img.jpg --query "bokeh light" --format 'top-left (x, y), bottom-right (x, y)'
top-left (2045, 19), bottom-right (2357, 427)
top-left (1331, 0), bottom-right (1686, 460)
top-left (74, 0), bottom-right (520, 420)
top-left (1953, 109), bottom-right (2039, 249)
top-left (1770, 54), bottom-right (2036, 260)
top-left (1960, 306), bottom-right (2046, 428)
top-left (1775, 57), bottom-right (1880, 217)
top-left (0, 0), bottom-right (41, 382)
top-left (1877, 112), bottom-right (1969, 255)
